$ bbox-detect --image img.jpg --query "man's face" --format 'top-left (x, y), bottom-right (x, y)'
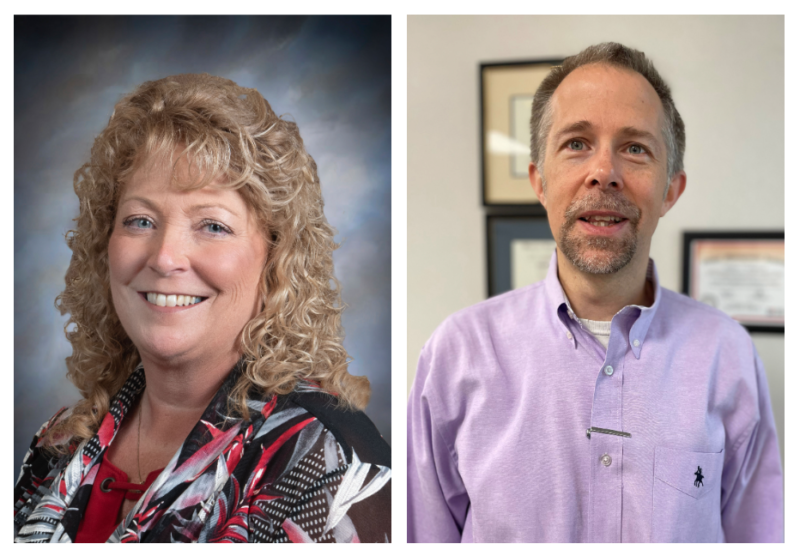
top-left (530, 63), bottom-right (685, 275)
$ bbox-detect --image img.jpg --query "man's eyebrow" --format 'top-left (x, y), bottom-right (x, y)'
top-left (618, 126), bottom-right (660, 146)
top-left (553, 120), bottom-right (594, 141)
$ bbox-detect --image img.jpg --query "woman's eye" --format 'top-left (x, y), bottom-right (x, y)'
top-left (628, 144), bottom-right (645, 155)
top-left (126, 217), bottom-right (153, 229)
top-left (568, 140), bottom-right (585, 151)
top-left (203, 221), bottom-right (230, 235)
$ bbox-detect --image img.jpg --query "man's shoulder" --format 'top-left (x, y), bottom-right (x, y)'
top-left (428, 281), bottom-right (548, 346)
top-left (658, 287), bottom-right (752, 342)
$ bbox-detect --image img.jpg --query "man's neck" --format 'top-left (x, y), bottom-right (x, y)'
top-left (556, 250), bottom-right (654, 321)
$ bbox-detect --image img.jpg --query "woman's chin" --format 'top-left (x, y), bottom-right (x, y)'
top-left (134, 334), bottom-right (202, 365)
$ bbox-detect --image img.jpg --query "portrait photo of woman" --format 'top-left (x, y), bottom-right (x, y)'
top-left (14, 16), bottom-right (391, 543)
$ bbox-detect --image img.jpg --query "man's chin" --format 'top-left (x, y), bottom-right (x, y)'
top-left (561, 245), bottom-right (636, 275)
top-left (558, 226), bottom-right (639, 275)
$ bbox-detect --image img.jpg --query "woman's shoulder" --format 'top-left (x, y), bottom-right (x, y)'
top-left (14, 406), bottom-right (75, 520)
top-left (230, 385), bottom-right (391, 542)
top-left (280, 388), bottom-right (390, 470)
top-left (19, 406), bottom-right (75, 465)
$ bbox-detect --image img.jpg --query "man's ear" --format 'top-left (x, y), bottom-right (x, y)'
top-left (529, 162), bottom-right (547, 209)
top-left (661, 170), bottom-right (687, 217)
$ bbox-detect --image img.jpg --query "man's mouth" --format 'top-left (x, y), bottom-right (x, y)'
top-left (577, 213), bottom-right (628, 228)
top-left (141, 292), bottom-right (208, 307)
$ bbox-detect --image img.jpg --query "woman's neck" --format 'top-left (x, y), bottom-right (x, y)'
top-left (138, 350), bottom-right (240, 433)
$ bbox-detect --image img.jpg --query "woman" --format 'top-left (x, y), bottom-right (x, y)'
top-left (14, 74), bottom-right (391, 543)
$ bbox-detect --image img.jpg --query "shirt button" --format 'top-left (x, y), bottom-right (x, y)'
top-left (633, 339), bottom-right (640, 347)
top-left (604, 365), bottom-right (614, 376)
top-left (567, 331), bottom-right (573, 340)
top-left (601, 454), bottom-right (612, 467)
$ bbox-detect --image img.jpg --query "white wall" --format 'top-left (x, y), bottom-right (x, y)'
top-left (408, 15), bottom-right (784, 467)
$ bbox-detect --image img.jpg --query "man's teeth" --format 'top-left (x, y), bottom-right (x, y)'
top-left (146, 293), bottom-right (203, 307)
top-left (585, 215), bottom-right (622, 227)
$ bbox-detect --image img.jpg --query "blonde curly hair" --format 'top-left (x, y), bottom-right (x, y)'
top-left (45, 73), bottom-right (370, 450)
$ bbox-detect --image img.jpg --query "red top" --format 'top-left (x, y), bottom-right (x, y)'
top-left (74, 451), bottom-right (164, 543)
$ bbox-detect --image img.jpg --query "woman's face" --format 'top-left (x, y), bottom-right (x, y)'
top-left (108, 156), bottom-right (268, 367)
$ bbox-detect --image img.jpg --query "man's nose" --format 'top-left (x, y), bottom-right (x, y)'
top-left (584, 147), bottom-right (623, 191)
top-left (147, 227), bottom-right (190, 276)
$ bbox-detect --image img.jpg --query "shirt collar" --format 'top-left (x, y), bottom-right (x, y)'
top-left (542, 250), bottom-right (662, 358)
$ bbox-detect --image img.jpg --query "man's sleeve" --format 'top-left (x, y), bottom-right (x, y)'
top-left (407, 343), bottom-right (470, 542)
top-left (720, 347), bottom-right (783, 542)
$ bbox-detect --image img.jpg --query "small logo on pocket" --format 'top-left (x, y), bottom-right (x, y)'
top-left (694, 466), bottom-right (704, 487)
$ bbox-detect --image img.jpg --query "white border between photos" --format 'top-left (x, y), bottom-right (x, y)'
top-left (391, 12), bottom-right (409, 548)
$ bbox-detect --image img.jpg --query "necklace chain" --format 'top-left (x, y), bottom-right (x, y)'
top-left (137, 400), bottom-right (143, 484)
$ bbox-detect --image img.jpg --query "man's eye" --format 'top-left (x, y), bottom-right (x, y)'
top-left (568, 140), bottom-right (585, 151)
top-left (628, 144), bottom-right (645, 155)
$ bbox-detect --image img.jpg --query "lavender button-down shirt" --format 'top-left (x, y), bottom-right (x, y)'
top-left (408, 253), bottom-right (782, 542)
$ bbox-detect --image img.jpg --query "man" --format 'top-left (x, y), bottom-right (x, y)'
top-left (407, 43), bottom-right (782, 542)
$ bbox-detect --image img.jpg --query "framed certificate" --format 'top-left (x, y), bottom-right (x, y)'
top-left (487, 215), bottom-right (555, 297)
top-left (480, 59), bottom-right (561, 209)
top-left (682, 231), bottom-right (784, 333)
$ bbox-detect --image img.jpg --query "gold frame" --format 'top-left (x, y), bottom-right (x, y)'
top-left (480, 59), bottom-right (561, 207)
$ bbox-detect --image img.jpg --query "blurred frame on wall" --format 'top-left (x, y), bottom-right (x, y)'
top-left (480, 59), bottom-right (561, 208)
top-left (682, 231), bottom-right (784, 333)
top-left (487, 215), bottom-right (554, 297)
top-left (480, 59), bottom-right (560, 299)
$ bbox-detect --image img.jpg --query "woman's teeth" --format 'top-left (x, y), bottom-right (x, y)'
top-left (146, 293), bottom-right (203, 307)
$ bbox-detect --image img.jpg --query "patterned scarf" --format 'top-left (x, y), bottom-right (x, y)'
top-left (14, 362), bottom-right (390, 542)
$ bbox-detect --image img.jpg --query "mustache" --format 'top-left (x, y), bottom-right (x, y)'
top-left (562, 193), bottom-right (641, 227)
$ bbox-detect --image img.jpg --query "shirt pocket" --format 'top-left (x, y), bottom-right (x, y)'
top-left (651, 446), bottom-right (724, 542)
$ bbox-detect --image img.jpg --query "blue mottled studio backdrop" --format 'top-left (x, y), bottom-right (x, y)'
top-left (14, 15), bottom-right (391, 477)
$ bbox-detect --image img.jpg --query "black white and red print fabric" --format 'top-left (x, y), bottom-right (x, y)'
top-left (14, 362), bottom-right (391, 543)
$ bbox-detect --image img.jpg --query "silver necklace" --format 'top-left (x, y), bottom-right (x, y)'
top-left (137, 401), bottom-right (144, 484)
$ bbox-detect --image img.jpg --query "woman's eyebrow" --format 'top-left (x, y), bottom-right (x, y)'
top-left (118, 197), bottom-right (242, 218)
top-left (118, 196), bottom-right (159, 211)
top-left (187, 203), bottom-right (242, 218)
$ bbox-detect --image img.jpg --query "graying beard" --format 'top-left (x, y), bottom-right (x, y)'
top-left (559, 230), bottom-right (638, 274)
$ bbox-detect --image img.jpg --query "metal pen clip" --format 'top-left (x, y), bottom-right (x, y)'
top-left (586, 427), bottom-right (632, 439)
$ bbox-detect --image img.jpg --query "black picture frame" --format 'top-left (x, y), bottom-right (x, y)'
top-left (682, 231), bottom-right (784, 334)
top-left (479, 58), bottom-right (561, 211)
top-left (486, 214), bottom-right (555, 298)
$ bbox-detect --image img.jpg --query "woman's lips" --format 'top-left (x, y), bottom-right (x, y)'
top-left (138, 292), bottom-right (208, 312)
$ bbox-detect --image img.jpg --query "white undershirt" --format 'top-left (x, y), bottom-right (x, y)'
top-left (577, 318), bottom-right (612, 349)
top-left (561, 262), bottom-right (656, 351)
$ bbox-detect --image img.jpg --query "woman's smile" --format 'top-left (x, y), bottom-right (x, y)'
top-left (138, 291), bottom-right (208, 310)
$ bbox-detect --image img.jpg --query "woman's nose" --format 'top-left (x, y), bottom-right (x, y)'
top-left (147, 228), bottom-right (189, 276)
